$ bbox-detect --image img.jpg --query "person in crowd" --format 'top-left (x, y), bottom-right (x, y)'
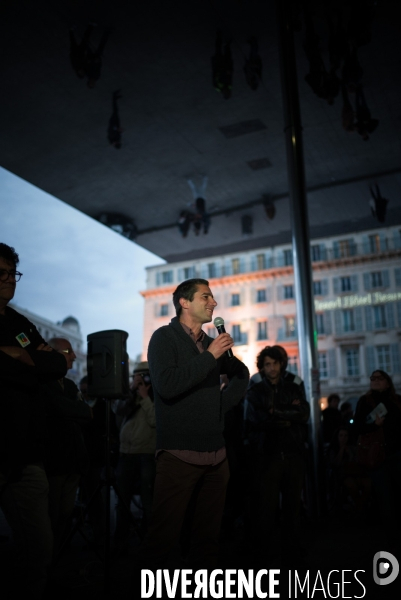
top-left (322, 393), bottom-right (342, 444)
top-left (0, 243), bottom-right (67, 598)
top-left (68, 23), bottom-right (111, 87)
top-left (327, 427), bottom-right (370, 516)
top-left (139, 278), bottom-right (249, 569)
top-left (355, 83), bottom-right (379, 140)
top-left (245, 345), bottom-right (310, 566)
top-left (79, 375), bottom-right (108, 549)
top-left (108, 90), bottom-right (123, 149)
top-left (45, 337), bottom-right (92, 556)
top-left (354, 370), bottom-right (401, 552)
top-left (113, 361), bottom-right (156, 553)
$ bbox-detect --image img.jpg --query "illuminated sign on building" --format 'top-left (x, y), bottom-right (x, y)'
top-left (315, 291), bottom-right (401, 312)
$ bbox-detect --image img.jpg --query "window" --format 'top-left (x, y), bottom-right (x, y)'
top-left (342, 310), bottom-right (355, 332)
top-left (232, 325), bottom-right (242, 343)
top-left (283, 249), bottom-right (293, 266)
top-left (285, 317), bottom-right (296, 338)
top-left (371, 272), bottom-right (383, 288)
top-left (257, 321), bottom-right (268, 340)
top-left (287, 356), bottom-right (298, 375)
top-left (369, 234), bottom-right (381, 253)
top-left (337, 239), bottom-right (355, 258)
top-left (311, 245), bottom-right (322, 262)
top-left (345, 349), bottom-right (359, 376)
top-left (207, 263), bottom-right (216, 278)
top-left (373, 305), bottom-right (386, 329)
top-left (319, 352), bottom-right (328, 379)
top-left (284, 285), bottom-right (294, 299)
top-left (183, 266), bottom-right (195, 279)
top-left (316, 313), bottom-right (325, 335)
top-left (340, 277), bottom-right (351, 292)
top-left (160, 304), bottom-right (169, 317)
top-left (376, 345), bottom-right (391, 372)
top-left (256, 254), bottom-right (266, 270)
top-left (256, 289), bottom-right (266, 303)
top-left (231, 293), bottom-right (240, 306)
top-left (162, 270), bottom-right (173, 284)
top-left (232, 258), bottom-right (240, 274)
top-left (313, 281), bottom-right (322, 296)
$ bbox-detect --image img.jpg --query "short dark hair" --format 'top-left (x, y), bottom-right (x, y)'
top-left (0, 243), bottom-right (19, 266)
top-left (327, 393), bottom-right (341, 406)
top-left (172, 278), bottom-right (209, 317)
top-left (256, 345), bottom-right (287, 372)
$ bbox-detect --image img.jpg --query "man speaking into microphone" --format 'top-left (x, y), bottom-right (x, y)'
top-left (142, 278), bottom-right (249, 569)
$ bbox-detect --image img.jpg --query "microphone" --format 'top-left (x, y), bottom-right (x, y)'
top-left (213, 316), bottom-right (233, 359)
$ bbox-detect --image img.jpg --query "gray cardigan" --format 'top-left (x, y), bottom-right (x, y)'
top-left (147, 317), bottom-right (249, 452)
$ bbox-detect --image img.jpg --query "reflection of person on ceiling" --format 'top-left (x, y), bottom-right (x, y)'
top-left (211, 30), bottom-right (233, 99)
top-left (68, 23), bottom-right (111, 88)
top-left (243, 36), bottom-right (262, 91)
top-left (108, 91), bottom-right (123, 149)
top-left (85, 26), bottom-right (111, 89)
top-left (69, 24), bottom-right (93, 78)
top-left (187, 176), bottom-right (211, 235)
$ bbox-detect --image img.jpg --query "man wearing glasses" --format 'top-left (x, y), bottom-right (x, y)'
top-left (0, 243), bottom-right (68, 598)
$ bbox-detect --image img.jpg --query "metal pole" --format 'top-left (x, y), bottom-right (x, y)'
top-left (276, 0), bottom-right (321, 517)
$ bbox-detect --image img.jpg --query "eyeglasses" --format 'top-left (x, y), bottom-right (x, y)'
top-left (61, 348), bottom-right (75, 355)
top-left (0, 269), bottom-right (23, 282)
top-left (370, 376), bottom-right (385, 382)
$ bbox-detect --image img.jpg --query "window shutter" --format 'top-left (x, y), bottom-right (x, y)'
top-left (365, 306), bottom-right (373, 331)
top-left (362, 236), bottom-right (370, 254)
top-left (351, 275), bottom-right (358, 292)
top-left (363, 273), bottom-right (371, 291)
top-left (321, 279), bottom-right (329, 296)
top-left (382, 270), bottom-right (390, 288)
top-left (397, 302), bottom-right (401, 327)
top-left (250, 255), bottom-right (257, 271)
top-left (177, 268), bottom-right (183, 282)
top-left (334, 310), bottom-right (342, 335)
top-left (324, 311), bottom-right (332, 335)
top-left (320, 244), bottom-right (327, 260)
top-left (277, 285), bottom-right (283, 300)
top-left (333, 242), bottom-right (340, 259)
top-left (379, 232), bottom-right (387, 251)
top-left (365, 346), bottom-right (376, 375)
top-left (328, 349), bottom-right (336, 378)
top-left (395, 268), bottom-right (401, 287)
top-left (266, 287), bottom-right (272, 303)
top-left (385, 303), bottom-right (395, 329)
top-left (391, 344), bottom-right (401, 373)
top-left (333, 278), bottom-right (339, 294)
top-left (355, 307), bottom-right (363, 332)
top-left (393, 230), bottom-right (401, 250)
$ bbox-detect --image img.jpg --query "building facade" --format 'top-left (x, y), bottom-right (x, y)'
top-left (141, 225), bottom-right (401, 406)
top-left (9, 305), bottom-right (85, 384)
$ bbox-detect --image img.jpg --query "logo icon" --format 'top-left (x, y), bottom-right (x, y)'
top-left (373, 551), bottom-right (399, 586)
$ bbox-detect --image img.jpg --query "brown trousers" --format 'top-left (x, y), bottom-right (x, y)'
top-left (140, 451), bottom-right (229, 569)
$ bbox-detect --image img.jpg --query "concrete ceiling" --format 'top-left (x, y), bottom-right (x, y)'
top-left (1, 0), bottom-right (401, 261)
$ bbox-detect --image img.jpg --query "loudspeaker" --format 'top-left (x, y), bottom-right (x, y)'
top-left (87, 329), bottom-right (129, 398)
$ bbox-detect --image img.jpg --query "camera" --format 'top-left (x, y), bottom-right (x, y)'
top-left (140, 373), bottom-right (151, 385)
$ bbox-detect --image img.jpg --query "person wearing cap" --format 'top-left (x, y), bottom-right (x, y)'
top-left (113, 361), bottom-right (156, 552)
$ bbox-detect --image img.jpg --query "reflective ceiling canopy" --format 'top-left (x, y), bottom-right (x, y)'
top-left (2, 0), bottom-right (401, 261)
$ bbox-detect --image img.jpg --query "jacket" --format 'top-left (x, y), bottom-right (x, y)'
top-left (147, 316), bottom-right (249, 452)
